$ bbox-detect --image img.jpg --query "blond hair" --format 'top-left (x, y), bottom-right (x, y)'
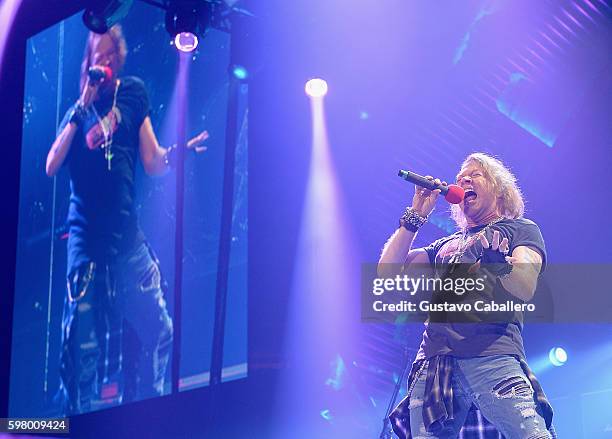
top-left (451, 153), bottom-right (525, 229)
top-left (79, 25), bottom-right (128, 93)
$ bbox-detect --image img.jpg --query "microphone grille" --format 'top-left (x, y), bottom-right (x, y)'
top-left (445, 185), bottom-right (465, 204)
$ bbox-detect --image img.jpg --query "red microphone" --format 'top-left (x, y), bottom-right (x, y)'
top-left (398, 169), bottom-right (465, 204)
top-left (87, 65), bottom-right (113, 84)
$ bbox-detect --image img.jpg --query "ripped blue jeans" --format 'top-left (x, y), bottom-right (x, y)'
top-left (408, 355), bottom-right (552, 439)
top-left (59, 241), bottom-right (173, 415)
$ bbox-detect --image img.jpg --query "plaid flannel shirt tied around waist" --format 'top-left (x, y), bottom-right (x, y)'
top-left (389, 355), bottom-right (557, 439)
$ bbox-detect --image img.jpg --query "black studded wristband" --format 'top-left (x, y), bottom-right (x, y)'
top-left (399, 207), bottom-right (428, 232)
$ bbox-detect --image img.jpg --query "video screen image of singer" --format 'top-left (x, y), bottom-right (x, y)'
top-left (9, 4), bottom-right (248, 417)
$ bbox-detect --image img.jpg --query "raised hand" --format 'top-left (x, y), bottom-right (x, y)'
top-left (468, 230), bottom-right (513, 276)
top-left (411, 176), bottom-right (447, 217)
top-left (479, 230), bottom-right (510, 261)
top-left (186, 130), bottom-right (209, 154)
top-left (79, 76), bottom-right (100, 108)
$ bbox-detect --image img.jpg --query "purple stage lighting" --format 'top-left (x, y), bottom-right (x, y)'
top-left (271, 80), bottom-right (360, 438)
top-left (174, 32), bottom-right (198, 52)
top-left (0, 0), bottom-right (23, 80)
top-left (305, 78), bottom-right (328, 98)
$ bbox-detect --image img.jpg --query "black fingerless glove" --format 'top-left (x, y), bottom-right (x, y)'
top-left (69, 103), bottom-right (87, 127)
top-left (478, 246), bottom-right (513, 277)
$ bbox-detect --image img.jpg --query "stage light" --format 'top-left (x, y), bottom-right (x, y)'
top-left (549, 347), bottom-right (568, 366)
top-left (83, 0), bottom-right (134, 34)
top-left (174, 32), bottom-right (198, 52)
top-left (165, 1), bottom-right (211, 52)
top-left (305, 78), bottom-right (328, 98)
top-left (231, 64), bottom-right (248, 80)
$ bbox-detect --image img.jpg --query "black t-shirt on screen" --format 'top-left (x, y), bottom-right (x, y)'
top-left (415, 217), bottom-right (547, 360)
top-left (58, 76), bottom-right (150, 274)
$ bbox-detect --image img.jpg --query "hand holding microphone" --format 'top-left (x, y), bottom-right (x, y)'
top-left (70, 65), bottom-right (113, 127)
top-left (398, 169), bottom-right (465, 217)
top-left (70, 77), bottom-right (100, 127)
top-left (413, 176), bottom-right (447, 217)
top-left (88, 65), bottom-right (113, 85)
top-left (79, 66), bottom-right (113, 108)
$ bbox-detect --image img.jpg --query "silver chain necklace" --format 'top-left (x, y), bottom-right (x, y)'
top-left (91, 79), bottom-right (120, 170)
top-left (447, 216), bottom-right (505, 265)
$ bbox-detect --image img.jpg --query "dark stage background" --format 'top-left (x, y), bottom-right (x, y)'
top-left (1, 0), bottom-right (611, 437)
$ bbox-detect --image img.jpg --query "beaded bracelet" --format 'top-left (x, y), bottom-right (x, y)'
top-left (163, 144), bottom-right (177, 168)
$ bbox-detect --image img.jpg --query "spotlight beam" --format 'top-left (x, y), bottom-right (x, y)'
top-left (273, 81), bottom-right (360, 437)
top-left (170, 51), bottom-right (191, 395)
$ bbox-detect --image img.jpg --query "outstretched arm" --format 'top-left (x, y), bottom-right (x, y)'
top-left (139, 116), bottom-right (209, 176)
top-left (139, 116), bottom-right (169, 176)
